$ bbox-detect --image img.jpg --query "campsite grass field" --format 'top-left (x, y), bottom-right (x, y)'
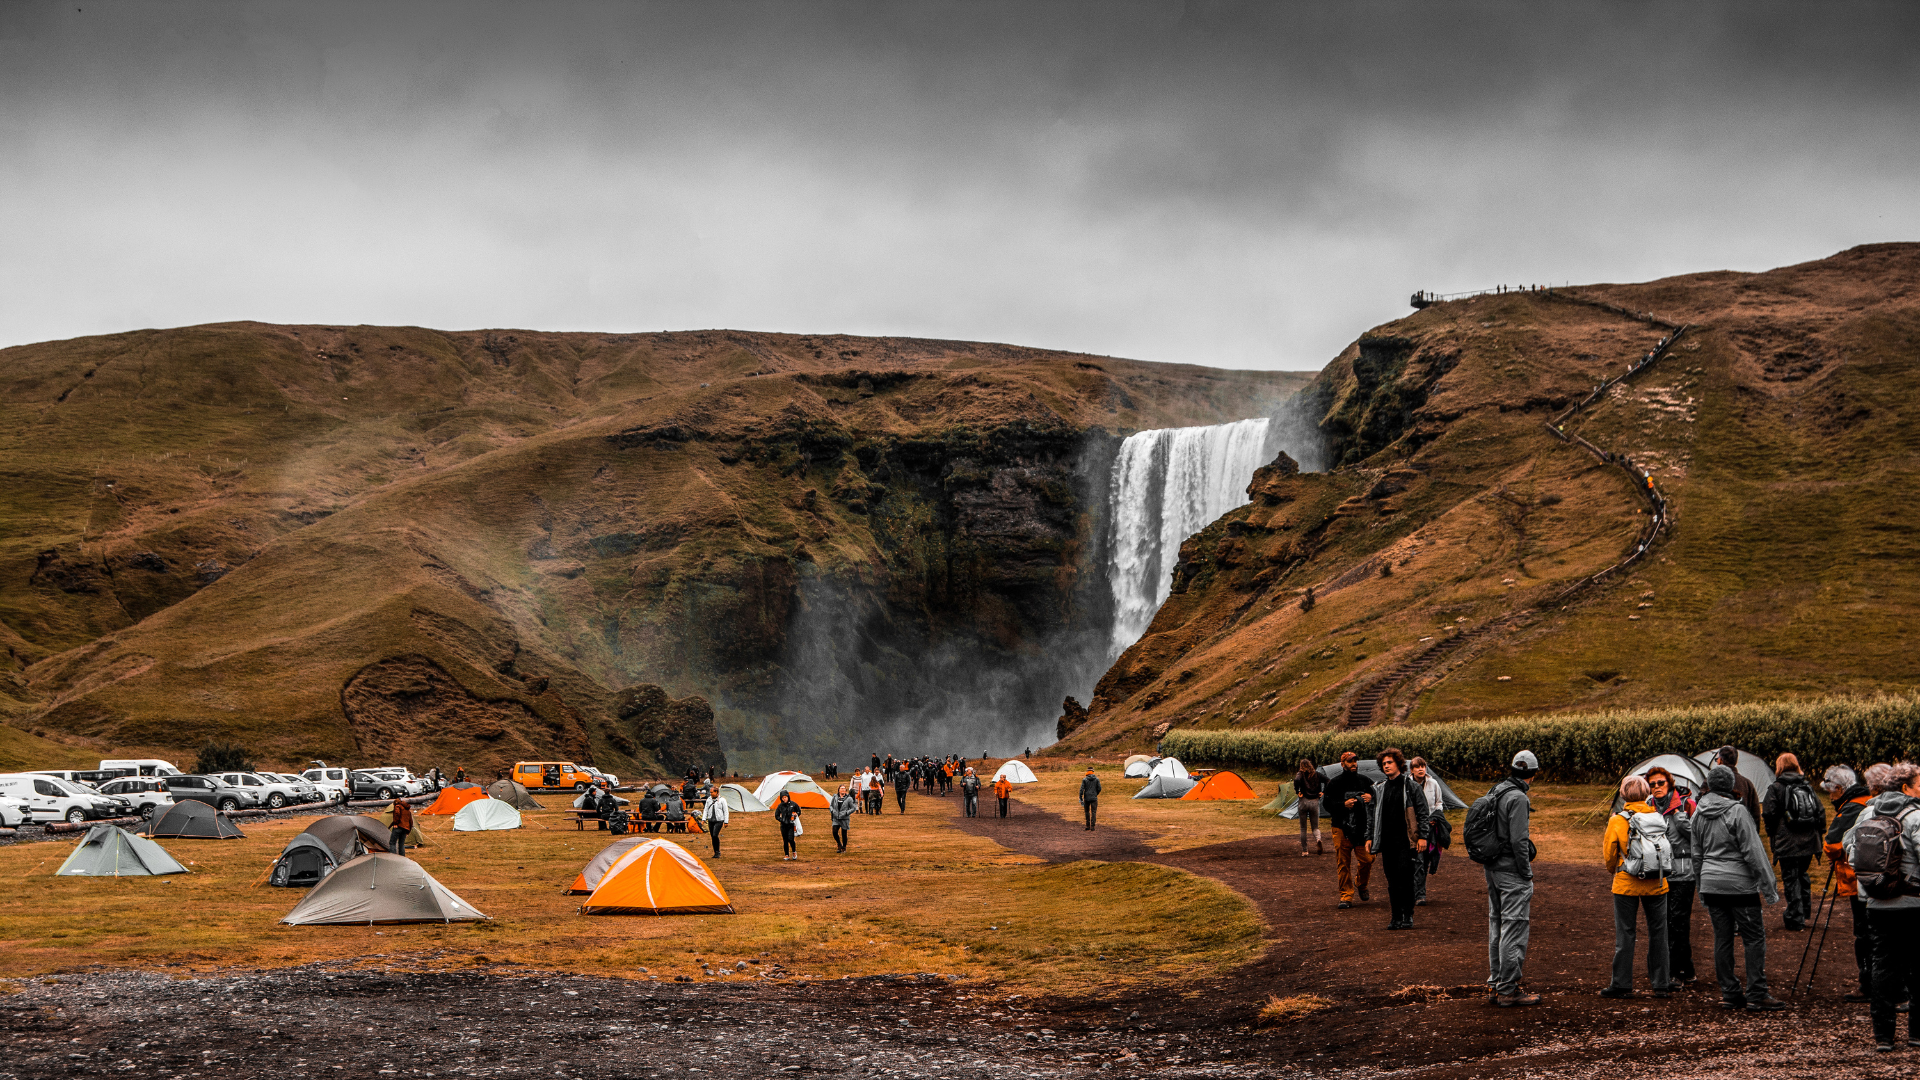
top-left (0, 764), bottom-right (1615, 992)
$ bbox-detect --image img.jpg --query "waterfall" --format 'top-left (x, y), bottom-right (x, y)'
top-left (1107, 417), bottom-right (1273, 656)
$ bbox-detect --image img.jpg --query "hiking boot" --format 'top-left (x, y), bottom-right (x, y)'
top-left (1718, 999), bottom-right (1746, 1010)
top-left (1746, 997), bottom-right (1787, 1012)
top-left (1415, 899), bottom-right (1428, 906)
top-left (1652, 987), bottom-right (1673, 999)
top-left (1359, 886), bottom-right (1371, 902)
top-left (1337, 900), bottom-right (1352, 909)
top-left (1493, 992), bottom-right (1540, 1007)
top-left (1875, 1042), bottom-right (1895, 1053)
top-left (1599, 987), bottom-right (1634, 999)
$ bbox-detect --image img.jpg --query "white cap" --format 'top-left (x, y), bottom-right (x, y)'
top-left (1511, 749), bottom-right (1539, 772)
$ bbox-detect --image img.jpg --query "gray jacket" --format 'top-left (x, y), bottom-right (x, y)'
top-left (1481, 777), bottom-right (1534, 880)
top-left (1843, 791), bottom-right (1920, 911)
top-left (1693, 787), bottom-right (1780, 902)
top-left (829, 794), bottom-right (858, 827)
top-left (1367, 773), bottom-right (1431, 855)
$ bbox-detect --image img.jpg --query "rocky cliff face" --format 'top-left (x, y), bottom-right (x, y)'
top-left (0, 324), bottom-right (1308, 774)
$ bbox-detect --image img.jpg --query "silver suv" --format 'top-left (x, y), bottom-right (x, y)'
top-left (162, 774), bottom-right (262, 812)
top-left (97, 776), bottom-right (174, 816)
top-left (211, 772), bottom-right (309, 811)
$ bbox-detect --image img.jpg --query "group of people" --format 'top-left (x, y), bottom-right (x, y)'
top-left (1295, 750), bottom-right (1450, 927)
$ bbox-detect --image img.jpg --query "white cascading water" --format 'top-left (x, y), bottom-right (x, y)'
top-left (1107, 417), bottom-right (1273, 656)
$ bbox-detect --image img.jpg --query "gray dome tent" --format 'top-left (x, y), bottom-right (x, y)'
top-left (1692, 748), bottom-right (1776, 801)
top-left (1132, 773), bottom-right (1197, 799)
top-left (299, 815), bottom-right (391, 862)
top-left (487, 779), bottom-right (544, 810)
top-left (268, 833), bottom-right (341, 888)
top-left (56, 824), bottom-right (188, 877)
top-left (1277, 761), bottom-right (1467, 819)
top-left (281, 853), bottom-right (487, 925)
top-left (147, 800), bottom-right (245, 839)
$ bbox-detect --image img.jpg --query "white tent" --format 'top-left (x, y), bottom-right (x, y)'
top-left (281, 853), bottom-right (487, 925)
top-left (1132, 774), bottom-right (1197, 799)
top-left (752, 770), bottom-right (812, 805)
top-left (1123, 757), bottom-right (1153, 778)
top-left (717, 783), bottom-right (771, 813)
top-left (453, 798), bottom-right (523, 832)
top-left (992, 760), bottom-right (1038, 784)
top-left (1693, 748), bottom-right (1776, 801)
top-left (1149, 757), bottom-right (1190, 780)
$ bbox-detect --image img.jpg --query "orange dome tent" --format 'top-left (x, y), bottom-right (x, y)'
top-left (579, 839), bottom-right (734, 916)
top-left (1181, 770), bottom-right (1259, 801)
top-left (420, 784), bottom-right (489, 816)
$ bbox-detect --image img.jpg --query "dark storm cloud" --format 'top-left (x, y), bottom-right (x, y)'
top-left (2, 1), bottom-right (1916, 368)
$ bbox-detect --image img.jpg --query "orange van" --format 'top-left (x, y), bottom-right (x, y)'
top-left (512, 761), bottom-right (596, 791)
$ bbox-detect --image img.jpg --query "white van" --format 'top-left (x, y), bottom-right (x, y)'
top-left (0, 774), bottom-right (134, 823)
top-left (99, 759), bottom-right (181, 778)
top-left (300, 766), bottom-right (352, 804)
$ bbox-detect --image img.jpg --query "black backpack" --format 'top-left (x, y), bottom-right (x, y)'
top-left (1853, 805), bottom-right (1920, 900)
top-left (1783, 777), bottom-right (1823, 832)
top-left (1465, 781), bottom-right (1519, 865)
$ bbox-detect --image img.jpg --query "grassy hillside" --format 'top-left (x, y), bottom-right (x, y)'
top-left (1061, 243), bottom-right (1920, 751)
top-left (0, 323), bottom-right (1309, 774)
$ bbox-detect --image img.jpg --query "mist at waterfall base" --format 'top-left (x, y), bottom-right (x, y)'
top-left (726, 395), bottom-right (1327, 770)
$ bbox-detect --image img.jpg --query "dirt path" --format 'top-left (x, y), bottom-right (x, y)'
top-left (951, 794), bottom-right (1898, 1078)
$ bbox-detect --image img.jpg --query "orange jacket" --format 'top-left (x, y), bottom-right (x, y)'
top-left (993, 778), bottom-right (1012, 800)
top-left (1824, 794), bottom-right (1872, 897)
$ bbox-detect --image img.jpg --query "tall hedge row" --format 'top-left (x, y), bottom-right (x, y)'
top-left (1161, 694), bottom-right (1920, 781)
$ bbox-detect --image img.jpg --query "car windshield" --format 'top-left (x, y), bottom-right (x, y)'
top-left (53, 779), bottom-right (91, 796)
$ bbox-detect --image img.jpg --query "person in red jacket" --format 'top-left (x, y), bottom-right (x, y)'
top-left (388, 797), bottom-right (414, 857)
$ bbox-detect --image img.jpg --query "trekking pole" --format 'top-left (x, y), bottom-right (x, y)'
top-left (1803, 863), bottom-right (1842, 994)
top-left (1789, 863), bottom-right (1836, 996)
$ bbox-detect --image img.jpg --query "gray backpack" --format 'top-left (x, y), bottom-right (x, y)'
top-left (1618, 809), bottom-right (1673, 879)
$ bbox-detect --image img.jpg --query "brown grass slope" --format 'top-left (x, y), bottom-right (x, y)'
top-left (0, 322), bottom-right (1309, 773)
top-left (1061, 243), bottom-right (1920, 752)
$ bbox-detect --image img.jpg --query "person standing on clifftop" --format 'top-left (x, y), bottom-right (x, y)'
top-left (1080, 767), bottom-right (1102, 831)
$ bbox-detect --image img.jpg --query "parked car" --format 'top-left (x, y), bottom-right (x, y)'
top-left (300, 765), bottom-right (352, 804)
top-left (162, 774), bottom-right (262, 812)
top-left (0, 774), bottom-right (134, 823)
top-left (99, 758), bottom-right (182, 778)
top-left (96, 776), bottom-right (175, 816)
top-left (511, 761), bottom-right (596, 791)
top-left (0, 793), bottom-right (33, 828)
top-left (349, 770), bottom-right (419, 801)
top-left (30, 770), bottom-right (115, 790)
top-left (262, 772), bottom-right (326, 805)
top-left (210, 772), bottom-right (312, 811)
top-left (583, 766), bottom-right (620, 788)
top-left (375, 767), bottom-right (429, 795)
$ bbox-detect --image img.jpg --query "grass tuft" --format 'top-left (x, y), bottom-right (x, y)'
top-left (1257, 993), bottom-right (1332, 1025)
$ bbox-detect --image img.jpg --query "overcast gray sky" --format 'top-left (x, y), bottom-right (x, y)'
top-left (3, 1), bottom-right (1915, 369)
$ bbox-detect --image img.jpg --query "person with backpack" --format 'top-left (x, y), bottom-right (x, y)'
top-left (1079, 767), bottom-right (1102, 831)
top-left (387, 796), bottom-right (414, 857)
top-left (702, 784), bottom-right (729, 858)
top-left (1325, 752), bottom-right (1375, 909)
top-left (1469, 749), bottom-right (1539, 1007)
top-left (1367, 748), bottom-right (1430, 930)
top-left (1694, 763), bottom-right (1783, 1011)
top-left (1822, 764), bottom-right (1875, 1003)
top-left (1601, 774), bottom-right (1672, 998)
top-left (1646, 766), bottom-right (1699, 985)
top-left (1294, 758), bottom-right (1326, 856)
top-left (961, 767), bottom-right (981, 817)
top-left (1842, 762), bottom-right (1920, 1051)
top-left (1761, 752), bottom-right (1826, 931)
top-left (829, 784), bottom-right (857, 853)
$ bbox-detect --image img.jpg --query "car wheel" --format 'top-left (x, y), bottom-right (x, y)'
top-left (218, 798), bottom-right (239, 812)
top-left (379, 788), bottom-right (394, 801)
top-left (66, 808), bottom-right (87, 824)
top-left (575, 782), bottom-right (590, 792)
top-left (266, 793), bottom-right (286, 810)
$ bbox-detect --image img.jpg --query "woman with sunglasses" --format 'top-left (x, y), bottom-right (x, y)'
top-left (1646, 766), bottom-right (1698, 985)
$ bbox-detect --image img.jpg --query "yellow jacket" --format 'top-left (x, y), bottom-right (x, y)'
top-left (1604, 801), bottom-right (1671, 896)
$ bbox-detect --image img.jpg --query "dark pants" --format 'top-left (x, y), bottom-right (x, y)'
top-left (708, 821), bottom-right (723, 857)
top-left (997, 797), bottom-right (1009, 818)
top-left (1868, 907), bottom-right (1920, 1043)
top-left (896, 788), bottom-right (907, 812)
top-left (1851, 897), bottom-right (1875, 997)
top-left (1704, 895), bottom-right (1768, 1004)
top-left (1610, 892), bottom-right (1671, 991)
top-left (1083, 800), bottom-right (1097, 830)
top-left (832, 823), bottom-right (849, 852)
top-left (1381, 846), bottom-right (1416, 924)
top-left (389, 827), bottom-right (407, 857)
top-left (1666, 880), bottom-right (1697, 981)
top-left (965, 793), bottom-right (978, 817)
top-left (780, 824), bottom-right (796, 856)
top-left (1778, 856), bottom-right (1814, 927)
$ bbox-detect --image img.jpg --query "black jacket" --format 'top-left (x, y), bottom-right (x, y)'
top-left (1323, 768), bottom-right (1374, 838)
top-left (774, 799), bottom-right (799, 827)
top-left (1761, 769), bottom-right (1825, 860)
top-left (1294, 769), bottom-right (1325, 800)
top-left (1079, 774), bottom-right (1102, 804)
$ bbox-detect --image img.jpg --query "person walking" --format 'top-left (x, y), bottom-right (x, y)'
top-left (1822, 764), bottom-right (1875, 1002)
top-left (893, 763), bottom-right (910, 814)
top-left (1843, 762), bottom-right (1920, 1052)
top-left (1645, 766), bottom-right (1699, 985)
top-left (1368, 748), bottom-right (1430, 930)
top-left (1410, 757), bottom-right (1445, 904)
top-left (994, 773), bottom-right (1012, 818)
top-left (774, 791), bottom-right (802, 860)
top-left (387, 795), bottom-right (414, 857)
top-left (1324, 752), bottom-right (1375, 909)
top-left (1294, 757), bottom-right (1325, 857)
top-left (1761, 752), bottom-right (1826, 931)
top-left (703, 784), bottom-right (729, 858)
top-left (961, 767), bottom-right (981, 818)
top-left (1601, 774), bottom-right (1672, 998)
top-left (1484, 750), bottom-right (1540, 1007)
top-left (1080, 767), bottom-right (1102, 831)
top-left (1694, 763), bottom-right (1783, 1010)
top-left (830, 784), bottom-right (857, 854)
